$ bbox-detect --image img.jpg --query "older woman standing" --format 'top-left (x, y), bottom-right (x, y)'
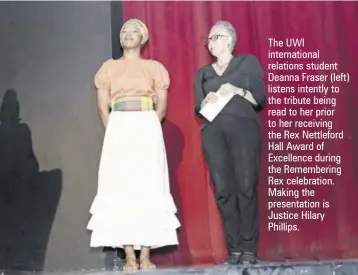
top-left (87, 19), bottom-right (180, 271)
top-left (194, 21), bottom-right (266, 265)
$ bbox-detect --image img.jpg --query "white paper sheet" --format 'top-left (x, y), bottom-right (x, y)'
top-left (199, 91), bottom-right (234, 122)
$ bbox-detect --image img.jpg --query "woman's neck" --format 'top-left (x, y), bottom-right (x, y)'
top-left (216, 52), bottom-right (233, 66)
top-left (122, 48), bottom-right (142, 60)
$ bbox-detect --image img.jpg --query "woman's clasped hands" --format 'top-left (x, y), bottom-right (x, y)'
top-left (202, 83), bottom-right (238, 107)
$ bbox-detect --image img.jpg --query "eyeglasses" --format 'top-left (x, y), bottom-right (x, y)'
top-left (204, 34), bottom-right (229, 44)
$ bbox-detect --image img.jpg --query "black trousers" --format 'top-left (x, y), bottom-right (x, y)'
top-left (202, 115), bottom-right (261, 255)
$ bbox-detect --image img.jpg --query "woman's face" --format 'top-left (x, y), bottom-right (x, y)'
top-left (207, 26), bottom-right (231, 57)
top-left (120, 24), bottom-right (142, 49)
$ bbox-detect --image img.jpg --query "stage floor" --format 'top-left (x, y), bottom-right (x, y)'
top-left (3, 260), bottom-right (358, 275)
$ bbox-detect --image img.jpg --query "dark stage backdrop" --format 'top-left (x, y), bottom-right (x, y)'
top-left (122, 1), bottom-right (358, 266)
top-left (0, 1), bottom-right (117, 271)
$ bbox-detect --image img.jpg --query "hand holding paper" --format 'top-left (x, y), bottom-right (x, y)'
top-left (199, 88), bottom-right (235, 122)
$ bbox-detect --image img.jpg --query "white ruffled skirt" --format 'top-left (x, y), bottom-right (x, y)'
top-left (87, 110), bottom-right (180, 250)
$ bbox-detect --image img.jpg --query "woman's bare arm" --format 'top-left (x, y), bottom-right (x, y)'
top-left (155, 89), bottom-right (168, 121)
top-left (97, 88), bottom-right (110, 129)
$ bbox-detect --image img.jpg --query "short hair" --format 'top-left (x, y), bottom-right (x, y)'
top-left (213, 21), bottom-right (237, 51)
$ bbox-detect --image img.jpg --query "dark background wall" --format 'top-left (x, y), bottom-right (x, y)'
top-left (0, 1), bottom-right (120, 271)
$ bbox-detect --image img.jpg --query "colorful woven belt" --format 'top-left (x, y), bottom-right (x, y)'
top-left (110, 95), bottom-right (155, 111)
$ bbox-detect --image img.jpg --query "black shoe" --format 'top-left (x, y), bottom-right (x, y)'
top-left (113, 257), bottom-right (125, 270)
top-left (223, 253), bottom-right (242, 265)
top-left (239, 252), bottom-right (257, 264)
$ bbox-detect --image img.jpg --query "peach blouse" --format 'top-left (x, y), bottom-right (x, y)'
top-left (94, 59), bottom-right (170, 104)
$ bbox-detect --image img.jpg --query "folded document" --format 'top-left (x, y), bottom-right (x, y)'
top-left (199, 91), bottom-right (234, 122)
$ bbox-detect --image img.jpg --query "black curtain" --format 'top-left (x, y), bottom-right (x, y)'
top-left (111, 1), bottom-right (123, 59)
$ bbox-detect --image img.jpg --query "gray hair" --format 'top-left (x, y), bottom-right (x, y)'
top-left (213, 21), bottom-right (237, 51)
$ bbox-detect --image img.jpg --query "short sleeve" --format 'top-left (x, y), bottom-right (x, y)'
top-left (94, 60), bottom-right (112, 90)
top-left (152, 61), bottom-right (170, 91)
